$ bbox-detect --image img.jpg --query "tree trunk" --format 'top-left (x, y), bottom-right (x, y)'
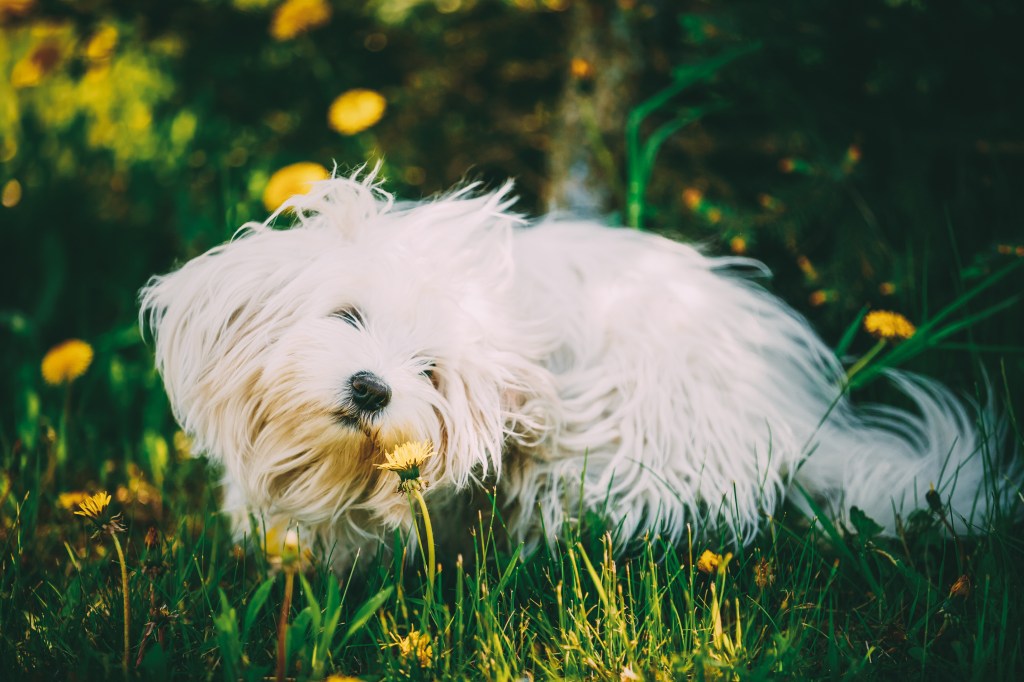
top-left (546, 0), bottom-right (641, 215)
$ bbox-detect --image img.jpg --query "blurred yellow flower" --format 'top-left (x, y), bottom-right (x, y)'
top-left (729, 236), bottom-right (747, 254)
top-left (10, 59), bottom-right (42, 87)
top-left (682, 187), bottom-right (704, 210)
top-left (73, 491), bottom-right (111, 520)
top-left (328, 89), bottom-right (387, 135)
top-left (389, 629), bottom-right (433, 669)
top-left (173, 430), bottom-right (193, 459)
top-left (58, 491), bottom-right (90, 511)
top-left (795, 255), bottom-right (817, 280)
top-left (570, 56), bottom-right (594, 79)
top-left (10, 42), bottom-right (62, 88)
top-left (84, 25), bottom-right (118, 61)
top-left (696, 549), bottom-right (723, 574)
top-left (41, 339), bottom-right (93, 385)
top-left (809, 289), bottom-right (833, 307)
top-left (262, 522), bottom-right (313, 571)
top-left (262, 162), bottom-right (330, 212)
top-left (864, 310), bottom-right (916, 341)
top-left (2, 179), bottom-right (22, 208)
top-left (757, 193), bottom-right (784, 212)
top-left (270, 0), bottom-right (332, 41)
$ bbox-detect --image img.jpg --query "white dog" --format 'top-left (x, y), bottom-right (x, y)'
top-left (140, 169), bottom-right (1016, 565)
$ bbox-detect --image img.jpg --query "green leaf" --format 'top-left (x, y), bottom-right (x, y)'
top-left (299, 573), bottom-right (322, 640)
top-left (337, 585), bottom-right (394, 650)
top-left (849, 506), bottom-right (884, 540)
top-left (835, 305), bottom-right (868, 357)
top-left (317, 577), bottom-right (343, 670)
top-left (242, 577), bottom-right (276, 643)
top-left (287, 606), bottom-right (315, 669)
top-left (494, 544), bottom-right (523, 596)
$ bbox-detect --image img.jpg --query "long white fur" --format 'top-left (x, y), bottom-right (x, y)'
top-left (140, 169), bottom-right (1018, 565)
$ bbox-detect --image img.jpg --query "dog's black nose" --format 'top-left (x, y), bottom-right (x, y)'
top-left (349, 371), bottom-right (391, 412)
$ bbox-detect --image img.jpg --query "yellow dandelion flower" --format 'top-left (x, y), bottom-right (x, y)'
top-left (73, 491), bottom-right (111, 520)
top-left (729, 235), bottom-right (747, 254)
top-left (809, 289), bottom-right (835, 307)
top-left (324, 676), bottom-right (363, 682)
top-left (706, 207), bottom-right (723, 224)
top-left (377, 440), bottom-right (437, 583)
top-left (796, 255), bottom-right (818, 281)
top-left (328, 89), bottom-right (387, 136)
top-left (173, 430), bottom-right (193, 459)
top-left (2, 179), bottom-right (23, 208)
top-left (570, 56), bottom-right (594, 79)
top-left (757, 193), bottom-right (784, 211)
top-left (269, 0), bottom-right (332, 41)
top-left (41, 339), bottom-right (94, 385)
top-left (376, 440), bottom-right (434, 481)
top-left (696, 549), bottom-right (723, 574)
top-left (12, 40), bottom-right (63, 88)
top-left (262, 161), bottom-right (330, 212)
top-left (84, 25), bottom-right (118, 61)
top-left (10, 56), bottom-right (44, 88)
top-left (682, 187), bottom-right (704, 210)
top-left (389, 629), bottom-right (433, 669)
top-left (878, 281), bottom-right (896, 296)
top-left (261, 523), bottom-right (312, 571)
top-left (864, 310), bottom-right (916, 341)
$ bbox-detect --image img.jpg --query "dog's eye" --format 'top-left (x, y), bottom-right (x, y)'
top-left (330, 306), bottom-right (364, 327)
top-left (420, 361), bottom-right (437, 384)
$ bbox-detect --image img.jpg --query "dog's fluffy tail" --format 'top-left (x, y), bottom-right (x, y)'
top-left (794, 371), bottom-right (1021, 535)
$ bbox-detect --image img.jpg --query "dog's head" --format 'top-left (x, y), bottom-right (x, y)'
top-left (141, 171), bottom-right (553, 530)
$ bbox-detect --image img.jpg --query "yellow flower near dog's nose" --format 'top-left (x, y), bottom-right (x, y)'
top-left (328, 89), bottom-right (387, 136)
top-left (262, 162), bottom-right (330, 212)
top-left (377, 440), bottom-right (434, 481)
top-left (864, 310), bottom-right (916, 341)
top-left (41, 339), bottom-right (93, 385)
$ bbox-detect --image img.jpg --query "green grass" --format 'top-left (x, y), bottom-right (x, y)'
top-left (1, 392), bottom-right (1022, 680)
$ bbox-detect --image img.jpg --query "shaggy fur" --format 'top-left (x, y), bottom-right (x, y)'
top-left (140, 169), bottom-right (1017, 566)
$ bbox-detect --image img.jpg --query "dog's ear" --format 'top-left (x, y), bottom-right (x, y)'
top-left (139, 229), bottom-right (322, 460)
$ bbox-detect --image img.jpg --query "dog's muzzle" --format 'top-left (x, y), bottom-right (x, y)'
top-left (348, 371), bottom-right (391, 412)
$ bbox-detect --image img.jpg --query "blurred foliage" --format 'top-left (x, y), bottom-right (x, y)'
top-left (2, 0), bottom-right (1023, 469)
